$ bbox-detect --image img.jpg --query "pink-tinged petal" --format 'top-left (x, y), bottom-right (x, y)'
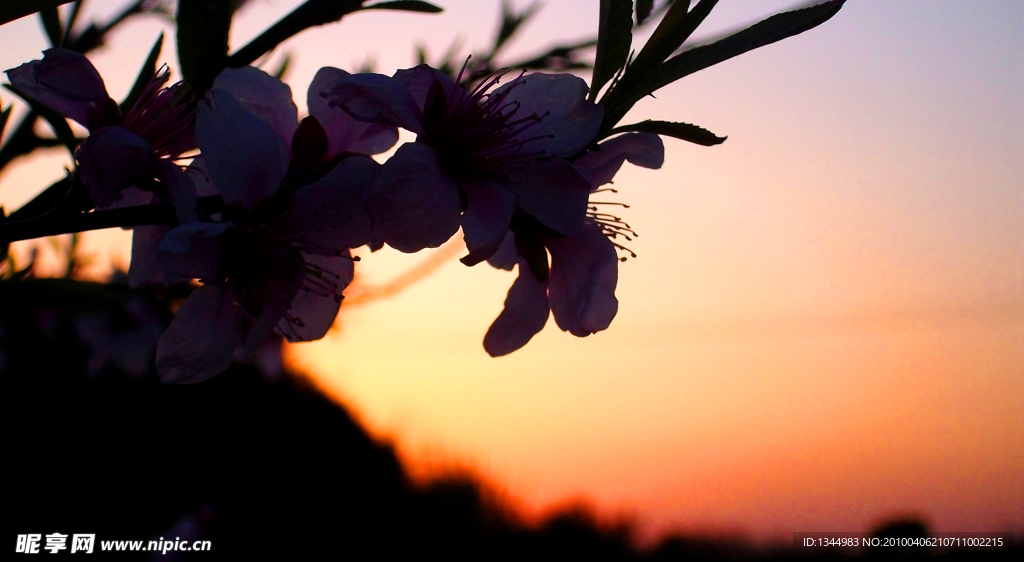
top-left (366, 143), bottom-right (461, 253)
top-left (212, 66), bottom-right (298, 146)
top-left (286, 155), bottom-right (379, 249)
top-left (508, 158), bottom-right (591, 236)
top-left (153, 160), bottom-right (199, 224)
top-left (243, 296), bottom-right (290, 359)
top-left (128, 225), bottom-right (169, 288)
top-left (323, 72), bottom-right (425, 135)
top-left (486, 231), bottom-right (518, 272)
top-left (496, 73), bottom-right (603, 158)
top-left (483, 265), bottom-right (550, 357)
top-left (197, 88), bottom-right (289, 210)
top-left (460, 177), bottom-right (516, 266)
top-left (276, 252), bottom-right (354, 343)
top-left (546, 224), bottom-right (619, 337)
top-left (5, 49), bottom-right (111, 129)
top-left (184, 157), bottom-right (219, 197)
top-left (156, 283), bottom-right (243, 383)
top-left (393, 64), bottom-right (459, 112)
top-left (157, 222), bottom-right (232, 284)
top-left (109, 186), bottom-right (155, 209)
top-left (308, 67), bottom-right (399, 156)
top-left (574, 133), bottom-right (664, 189)
top-left (76, 126), bottom-right (154, 208)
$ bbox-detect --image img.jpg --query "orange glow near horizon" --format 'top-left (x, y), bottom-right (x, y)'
top-left (3, 0), bottom-right (1022, 544)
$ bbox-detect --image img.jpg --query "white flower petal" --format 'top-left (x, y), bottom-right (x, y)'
top-left (184, 158), bottom-right (219, 198)
top-left (212, 66), bottom-right (298, 145)
top-left (483, 265), bottom-right (549, 357)
top-left (128, 225), bottom-right (169, 288)
top-left (153, 160), bottom-right (199, 224)
top-left (308, 67), bottom-right (399, 156)
top-left (5, 49), bottom-right (111, 129)
top-left (495, 73), bottom-right (603, 158)
top-left (76, 126), bottom-right (154, 208)
top-left (366, 143), bottom-right (461, 253)
top-left (486, 231), bottom-right (518, 272)
top-left (509, 158), bottom-right (591, 236)
top-left (323, 72), bottom-right (425, 135)
top-left (393, 64), bottom-right (460, 113)
top-left (275, 252), bottom-right (354, 343)
top-left (156, 283), bottom-right (243, 384)
top-left (157, 222), bottom-right (232, 284)
top-left (197, 88), bottom-right (289, 210)
top-left (574, 133), bottom-right (664, 189)
top-left (460, 178), bottom-right (516, 266)
top-left (244, 296), bottom-right (290, 359)
top-left (287, 155), bottom-right (379, 250)
top-left (546, 224), bottom-right (619, 337)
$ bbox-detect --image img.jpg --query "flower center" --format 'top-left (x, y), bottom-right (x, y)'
top-left (121, 67), bottom-right (196, 161)
top-left (420, 67), bottom-right (552, 178)
top-left (223, 220), bottom-right (353, 327)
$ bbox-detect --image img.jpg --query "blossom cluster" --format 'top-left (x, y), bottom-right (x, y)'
top-left (5, 49), bottom-right (663, 383)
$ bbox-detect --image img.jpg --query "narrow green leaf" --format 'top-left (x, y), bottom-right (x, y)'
top-left (590, 0), bottom-right (633, 102)
top-left (176, 0), bottom-right (233, 87)
top-left (635, 0), bottom-right (654, 24)
top-left (604, 0), bottom-right (846, 131)
top-left (120, 33), bottom-right (164, 115)
top-left (611, 119), bottom-right (726, 146)
top-left (0, 0), bottom-right (74, 27)
top-left (361, 1), bottom-right (442, 13)
top-left (39, 7), bottom-right (63, 46)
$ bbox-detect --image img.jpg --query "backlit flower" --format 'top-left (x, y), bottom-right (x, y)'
top-left (6, 49), bottom-right (197, 209)
top-left (154, 68), bottom-right (384, 383)
top-left (323, 64), bottom-right (602, 263)
top-left (482, 132), bottom-right (665, 356)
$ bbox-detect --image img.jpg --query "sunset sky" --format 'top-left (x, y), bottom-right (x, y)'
top-left (2, 0), bottom-right (1021, 543)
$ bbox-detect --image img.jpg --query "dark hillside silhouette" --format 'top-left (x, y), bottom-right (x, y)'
top-left (2, 278), bottom-right (1016, 560)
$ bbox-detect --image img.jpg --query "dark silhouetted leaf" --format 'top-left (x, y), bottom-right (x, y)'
top-left (590, 0), bottom-right (633, 101)
top-left (612, 119), bottom-right (725, 146)
top-left (120, 33), bottom-right (164, 115)
top-left (492, 0), bottom-right (540, 56)
top-left (509, 38), bottom-right (597, 72)
top-left (1, 206), bottom-right (7, 266)
top-left (38, 7), bottom-right (63, 46)
top-left (3, 84), bottom-right (77, 155)
top-left (635, 0), bottom-right (654, 24)
top-left (227, 1), bottom-right (372, 68)
top-left (602, 0), bottom-right (845, 133)
top-left (650, 0), bottom-right (844, 96)
top-left (176, 0), bottom-right (233, 87)
top-left (627, 0), bottom-right (719, 82)
top-left (0, 105), bottom-right (11, 140)
top-left (0, 0), bottom-right (74, 27)
top-left (60, 0), bottom-right (82, 46)
top-left (362, 0), bottom-right (442, 13)
top-left (272, 52), bottom-right (292, 80)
